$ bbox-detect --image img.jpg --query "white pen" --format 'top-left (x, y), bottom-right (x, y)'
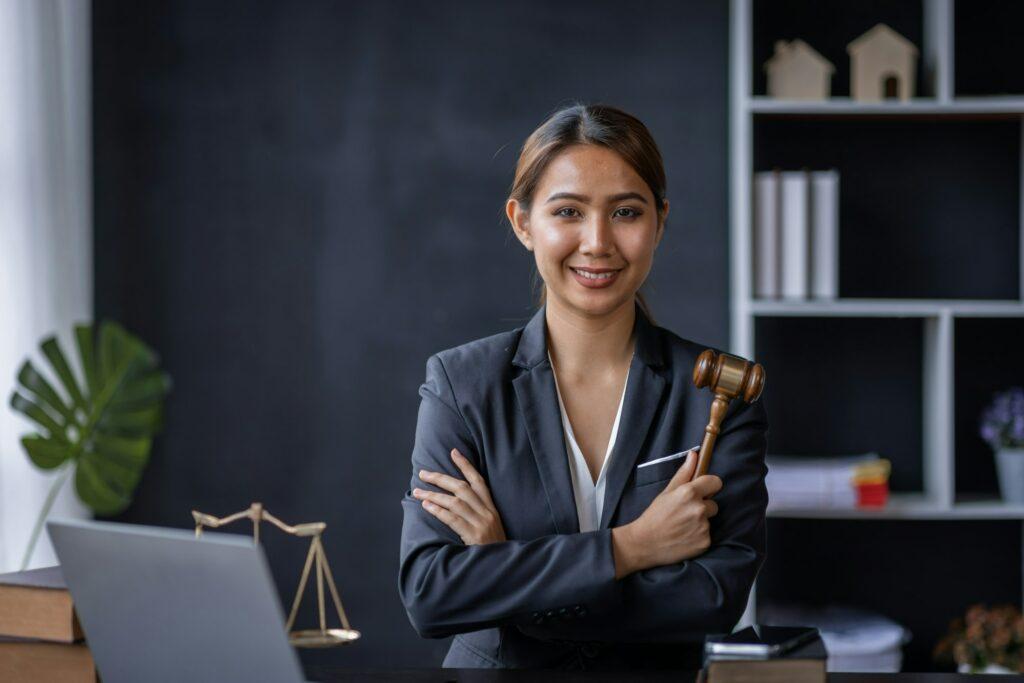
top-left (637, 445), bottom-right (701, 468)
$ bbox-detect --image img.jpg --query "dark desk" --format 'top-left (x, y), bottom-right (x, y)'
top-left (304, 668), bottom-right (1014, 682)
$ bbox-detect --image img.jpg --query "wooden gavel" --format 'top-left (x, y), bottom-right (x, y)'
top-left (691, 349), bottom-right (765, 478)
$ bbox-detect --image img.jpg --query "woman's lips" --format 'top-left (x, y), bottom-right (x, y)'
top-left (569, 266), bottom-right (621, 289)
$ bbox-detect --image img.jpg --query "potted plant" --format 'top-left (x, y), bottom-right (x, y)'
top-left (934, 604), bottom-right (1023, 673)
top-left (980, 387), bottom-right (1024, 505)
top-left (8, 321), bottom-right (171, 569)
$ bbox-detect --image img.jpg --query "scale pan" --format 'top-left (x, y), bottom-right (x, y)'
top-left (289, 628), bottom-right (361, 648)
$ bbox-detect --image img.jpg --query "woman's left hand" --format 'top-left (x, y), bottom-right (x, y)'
top-left (413, 448), bottom-right (507, 545)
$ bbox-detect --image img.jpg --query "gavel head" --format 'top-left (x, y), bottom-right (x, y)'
top-left (692, 349), bottom-right (765, 404)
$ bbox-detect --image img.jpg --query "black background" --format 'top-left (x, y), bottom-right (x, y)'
top-left (93, 0), bottom-right (732, 668)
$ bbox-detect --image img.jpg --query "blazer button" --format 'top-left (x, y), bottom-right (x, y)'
top-left (531, 611), bottom-right (543, 624)
top-left (574, 605), bottom-right (588, 617)
top-left (558, 607), bottom-right (571, 621)
top-left (545, 609), bottom-right (556, 621)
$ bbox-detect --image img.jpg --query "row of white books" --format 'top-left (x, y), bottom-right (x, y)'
top-left (753, 169), bottom-right (839, 300)
top-left (765, 453), bottom-right (880, 510)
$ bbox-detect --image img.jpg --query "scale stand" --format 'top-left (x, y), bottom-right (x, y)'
top-left (191, 502), bottom-right (361, 648)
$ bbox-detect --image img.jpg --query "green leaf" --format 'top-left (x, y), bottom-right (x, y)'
top-left (108, 372), bottom-right (172, 409)
top-left (97, 322), bottom-right (120, 387)
top-left (97, 405), bottom-right (163, 436)
top-left (41, 336), bottom-right (86, 410)
top-left (21, 435), bottom-right (69, 469)
top-left (15, 321), bottom-right (171, 516)
top-left (17, 361), bottom-right (75, 423)
top-left (10, 392), bottom-right (68, 443)
top-left (74, 324), bottom-right (98, 401)
top-left (75, 457), bottom-right (130, 515)
top-left (91, 433), bottom-right (150, 465)
top-left (81, 447), bottom-right (144, 494)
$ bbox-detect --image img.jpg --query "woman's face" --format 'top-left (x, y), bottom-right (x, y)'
top-left (507, 143), bottom-right (668, 318)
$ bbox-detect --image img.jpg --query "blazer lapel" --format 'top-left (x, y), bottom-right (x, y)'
top-left (511, 301), bottom-right (669, 535)
top-left (598, 330), bottom-right (667, 529)
top-left (512, 305), bottom-right (580, 534)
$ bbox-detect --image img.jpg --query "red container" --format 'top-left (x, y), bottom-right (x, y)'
top-left (856, 481), bottom-right (889, 508)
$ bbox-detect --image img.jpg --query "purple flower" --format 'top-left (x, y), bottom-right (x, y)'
top-left (980, 387), bottom-right (1024, 449)
top-left (1014, 416), bottom-right (1024, 443)
top-left (981, 423), bottom-right (1000, 446)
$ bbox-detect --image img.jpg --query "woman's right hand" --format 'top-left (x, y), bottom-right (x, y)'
top-left (611, 449), bottom-right (722, 578)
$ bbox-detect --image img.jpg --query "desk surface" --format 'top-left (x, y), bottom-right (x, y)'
top-left (304, 668), bottom-right (1014, 681)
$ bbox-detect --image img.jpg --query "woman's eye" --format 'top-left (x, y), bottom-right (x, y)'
top-left (614, 207), bottom-right (641, 218)
top-left (555, 207), bottom-right (580, 218)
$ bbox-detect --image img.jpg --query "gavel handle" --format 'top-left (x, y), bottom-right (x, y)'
top-left (695, 393), bottom-right (732, 479)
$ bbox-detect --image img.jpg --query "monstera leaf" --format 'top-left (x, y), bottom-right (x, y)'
top-left (9, 321), bottom-right (171, 520)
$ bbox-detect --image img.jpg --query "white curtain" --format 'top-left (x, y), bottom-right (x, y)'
top-left (0, 0), bottom-right (91, 571)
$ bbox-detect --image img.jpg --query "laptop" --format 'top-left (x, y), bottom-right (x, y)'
top-left (48, 518), bottom-right (310, 683)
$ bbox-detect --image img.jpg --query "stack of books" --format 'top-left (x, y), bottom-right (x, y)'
top-left (0, 565), bottom-right (95, 682)
top-left (766, 453), bottom-right (891, 511)
top-left (700, 633), bottom-right (828, 683)
top-left (753, 168), bottom-right (840, 301)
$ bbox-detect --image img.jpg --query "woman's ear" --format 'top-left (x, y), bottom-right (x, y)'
top-left (654, 198), bottom-right (669, 249)
top-left (506, 198), bottom-right (533, 252)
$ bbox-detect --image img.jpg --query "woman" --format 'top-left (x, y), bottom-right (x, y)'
top-left (397, 104), bottom-right (768, 671)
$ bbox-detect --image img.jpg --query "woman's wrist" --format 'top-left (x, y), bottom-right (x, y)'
top-left (611, 523), bottom-right (646, 579)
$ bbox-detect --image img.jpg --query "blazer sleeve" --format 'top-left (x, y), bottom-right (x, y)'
top-left (397, 354), bottom-right (626, 639)
top-left (515, 394), bottom-right (769, 644)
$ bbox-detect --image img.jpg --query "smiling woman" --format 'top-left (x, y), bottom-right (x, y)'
top-left (398, 104), bottom-right (769, 671)
top-left (506, 105), bottom-right (668, 326)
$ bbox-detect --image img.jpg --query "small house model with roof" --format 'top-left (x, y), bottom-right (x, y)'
top-left (764, 39), bottom-right (834, 100)
top-left (847, 23), bottom-right (918, 102)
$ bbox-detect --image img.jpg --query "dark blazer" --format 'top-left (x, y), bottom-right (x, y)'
top-left (398, 301), bottom-right (769, 670)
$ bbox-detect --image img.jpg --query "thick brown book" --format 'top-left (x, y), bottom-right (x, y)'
top-left (0, 566), bottom-right (82, 642)
top-left (0, 637), bottom-right (95, 683)
top-left (699, 637), bottom-right (828, 683)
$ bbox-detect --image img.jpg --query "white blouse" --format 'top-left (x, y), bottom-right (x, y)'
top-left (548, 351), bottom-right (631, 533)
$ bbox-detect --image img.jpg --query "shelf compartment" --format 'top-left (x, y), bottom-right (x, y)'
top-left (754, 117), bottom-right (1021, 299)
top-left (755, 316), bottom-right (926, 493)
top-left (953, 317), bottom-right (1024, 498)
top-left (955, 0), bottom-right (1024, 97)
top-left (751, 0), bottom-right (928, 98)
top-left (757, 517), bottom-right (1023, 672)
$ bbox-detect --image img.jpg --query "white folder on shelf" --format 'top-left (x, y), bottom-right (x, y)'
top-left (780, 170), bottom-right (809, 300)
top-left (811, 169), bottom-right (840, 300)
top-left (753, 170), bottom-right (780, 299)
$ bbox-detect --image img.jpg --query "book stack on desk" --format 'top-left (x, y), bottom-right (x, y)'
top-left (699, 635), bottom-right (828, 683)
top-left (0, 565), bottom-right (96, 682)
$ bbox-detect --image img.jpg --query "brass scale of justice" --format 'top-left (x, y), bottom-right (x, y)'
top-left (190, 349), bottom-right (764, 648)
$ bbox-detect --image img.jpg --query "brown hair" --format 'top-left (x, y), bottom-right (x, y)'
top-left (508, 102), bottom-right (666, 325)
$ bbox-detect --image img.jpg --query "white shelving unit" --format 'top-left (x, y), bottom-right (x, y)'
top-left (729, 0), bottom-right (1024, 628)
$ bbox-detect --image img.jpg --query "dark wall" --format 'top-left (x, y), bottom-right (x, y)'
top-left (92, 0), bottom-right (731, 668)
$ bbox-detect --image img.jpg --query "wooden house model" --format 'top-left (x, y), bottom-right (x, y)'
top-left (847, 23), bottom-right (918, 102)
top-left (764, 38), bottom-right (834, 100)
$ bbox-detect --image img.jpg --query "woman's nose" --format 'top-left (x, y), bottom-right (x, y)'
top-left (580, 215), bottom-right (614, 255)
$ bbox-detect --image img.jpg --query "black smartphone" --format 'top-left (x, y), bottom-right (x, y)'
top-left (705, 625), bottom-right (820, 659)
